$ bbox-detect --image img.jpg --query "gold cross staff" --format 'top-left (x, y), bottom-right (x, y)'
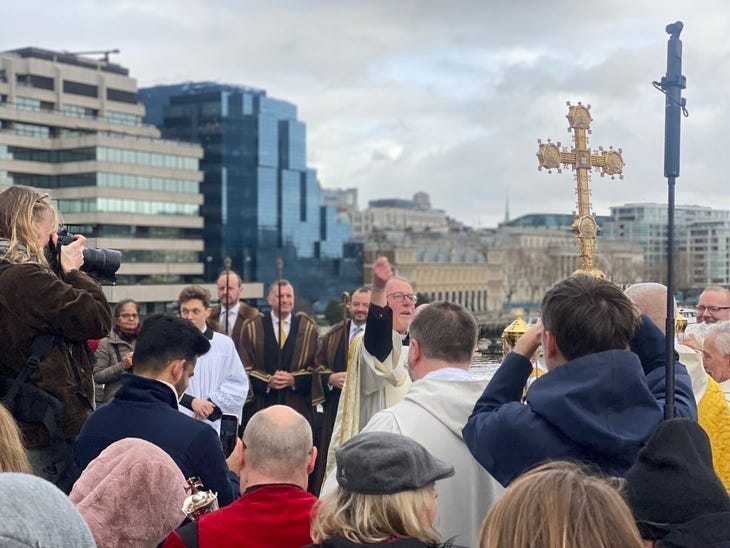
top-left (536, 102), bottom-right (625, 278)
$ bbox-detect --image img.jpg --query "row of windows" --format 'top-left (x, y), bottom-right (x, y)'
top-left (62, 104), bottom-right (98, 119)
top-left (66, 224), bottom-right (202, 239)
top-left (56, 198), bottom-right (199, 216)
top-left (97, 147), bottom-right (198, 171)
top-left (123, 249), bottom-right (199, 263)
top-left (15, 123), bottom-right (50, 138)
top-left (98, 172), bottom-right (198, 194)
top-left (106, 111), bottom-right (139, 126)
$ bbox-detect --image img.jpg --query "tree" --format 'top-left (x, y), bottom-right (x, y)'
top-left (324, 299), bottom-right (345, 326)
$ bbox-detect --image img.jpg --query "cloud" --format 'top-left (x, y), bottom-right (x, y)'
top-left (2, 0), bottom-right (728, 226)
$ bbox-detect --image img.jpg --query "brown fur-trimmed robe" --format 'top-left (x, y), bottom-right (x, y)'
top-left (238, 311), bottom-right (321, 428)
top-left (210, 302), bottom-right (259, 359)
top-left (310, 319), bottom-right (350, 494)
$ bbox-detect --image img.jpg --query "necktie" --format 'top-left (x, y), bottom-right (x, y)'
top-left (350, 326), bottom-right (363, 344)
top-left (279, 321), bottom-right (287, 348)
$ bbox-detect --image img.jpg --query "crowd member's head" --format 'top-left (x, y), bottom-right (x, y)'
top-left (479, 461), bottom-right (643, 548)
top-left (408, 301), bottom-right (477, 380)
top-left (0, 473), bottom-right (95, 547)
top-left (268, 280), bottom-right (295, 319)
top-left (178, 285), bottom-right (212, 331)
top-left (71, 438), bottom-right (187, 548)
top-left (696, 286), bottom-right (730, 324)
top-left (625, 283), bottom-right (673, 335)
top-left (132, 314), bottom-right (210, 397)
top-left (624, 418), bottom-right (730, 546)
top-left (702, 321), bottom-right (730, 384)
top-left (541, 275), bottom-right (639, 368)
top-left (349, 286), bottom-right (371, 327)
top-left (240, 405), bottom-right (316, 492)
top-left (311, 431), bottom-right (454, 546)
top-left (114, 299), bottom-right (141, 335)
top-left (217, 270), bottom-right (243, 310)
top-left (0, 402), bottom-right (30, 473)
top-left (385, 276), bottom-right (417, 335)
top-left (679, 322), bottom-right (708, 352)
top-left (0, 185), bottom-right (59, 266)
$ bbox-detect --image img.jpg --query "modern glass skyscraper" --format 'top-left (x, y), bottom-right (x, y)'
top-left (139, 82), bottom-right (359, 307)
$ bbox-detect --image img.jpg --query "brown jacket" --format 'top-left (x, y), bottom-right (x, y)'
top-left (0, 264), bottom-right (112, 446)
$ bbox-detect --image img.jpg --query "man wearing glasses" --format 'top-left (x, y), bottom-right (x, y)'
top-left (696, 286), bottom-right (730, 324)
top-left (324, 256), bottom-right (415, 476)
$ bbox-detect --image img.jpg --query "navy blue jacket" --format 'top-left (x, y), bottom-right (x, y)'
top-left (75, 374), bottom-right (239, 506)
top-left (463, 316), bottom-right (697, 486)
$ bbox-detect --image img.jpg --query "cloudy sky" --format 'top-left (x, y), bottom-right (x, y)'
top-left (5, 1), bottom-right (727, 227)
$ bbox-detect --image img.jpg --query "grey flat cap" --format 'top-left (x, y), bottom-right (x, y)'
top-left (335, 431), bottom-right (455, 495)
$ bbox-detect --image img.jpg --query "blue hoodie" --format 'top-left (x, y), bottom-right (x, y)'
top-left (463, 316), bottom-right (697, 486)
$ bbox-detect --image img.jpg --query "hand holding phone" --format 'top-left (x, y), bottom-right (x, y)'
top-left (220, 414), bottom-right (239, 458)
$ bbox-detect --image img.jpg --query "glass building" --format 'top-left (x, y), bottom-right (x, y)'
top-left (139, 82), bottom-right (359, 307)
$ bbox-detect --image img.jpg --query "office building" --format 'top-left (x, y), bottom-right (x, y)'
top-left (0, 47), bottom-right (206, 309)
top-left (139, 82), bottom-right (359, 308)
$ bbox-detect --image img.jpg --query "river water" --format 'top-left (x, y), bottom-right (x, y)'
top-left (469, 354), bottom-right (500, 381)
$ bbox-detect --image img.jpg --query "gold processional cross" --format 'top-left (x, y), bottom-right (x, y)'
top-left (536, 102), bottom-right (625, 278)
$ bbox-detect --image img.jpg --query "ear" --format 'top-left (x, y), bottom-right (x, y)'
top-left (205, 308), bottom-right (212, 321)
top-left (169, 358), bottom-right (186, 382)
top-left (307, 446), bottom-right (318, 475)
top-left (543, 331), bottom-right (559, 360)
top-left (409, 338), bottom-right (421, 366)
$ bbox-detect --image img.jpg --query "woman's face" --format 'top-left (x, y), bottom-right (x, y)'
top-left (34, 208), bottom-right (56, 249)
top-left (421, 483), bottom-right (438, 527)
top-left (115, 303), bottom-right (140, 333)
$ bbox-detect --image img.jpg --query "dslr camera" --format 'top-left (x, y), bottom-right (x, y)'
top-left (46, 228), bottom-right (122, 283)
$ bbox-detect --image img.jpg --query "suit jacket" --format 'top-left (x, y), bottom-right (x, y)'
top-left (239, 312), bottom-right (321, 425)
top-left (210, 302), bottom-right (259, 355)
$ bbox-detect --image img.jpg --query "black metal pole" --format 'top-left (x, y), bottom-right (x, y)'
top-left (223, 257), bottom-right (232, 335)
top-left (275, 257), bottom-right (284, 403)
top-left (659, 21), bottom-right (686, 420)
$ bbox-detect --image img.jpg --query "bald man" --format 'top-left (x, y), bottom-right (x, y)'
top-left (164, 406), bottom-right (318, 547)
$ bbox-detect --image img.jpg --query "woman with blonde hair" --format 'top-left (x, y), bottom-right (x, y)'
top-left (309, 432), bottom-right (455, 548)
top-left (478, 461), bottom-right (643, 548)
top-left (0, 402), bottom-right (30, 473)
top-left (0, 185), bottom-right (112, 492)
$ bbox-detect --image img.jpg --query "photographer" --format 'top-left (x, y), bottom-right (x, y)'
top-left (0, 185), bottom-right (112, 492)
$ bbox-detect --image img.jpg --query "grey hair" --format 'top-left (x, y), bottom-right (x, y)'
top-left (680, 322), bottom-right (709, 346)
top-left (706, 321), bottom-right (730, 357)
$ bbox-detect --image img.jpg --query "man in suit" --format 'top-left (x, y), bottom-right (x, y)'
top-left (238, 280), bottom-right (321, 430)
top-left (211, 270), bottom-right (259, 344)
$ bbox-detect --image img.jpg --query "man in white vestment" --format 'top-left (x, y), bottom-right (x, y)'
top-left (177, 285), bottom-right (249, 433)
top-left (321, 302), bottom-right (504, 547)
top-left (325, 256), bottom-right (413, 474)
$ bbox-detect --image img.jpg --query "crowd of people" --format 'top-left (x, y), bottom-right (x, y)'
top-left (1, 183), bottom-right (730, 547)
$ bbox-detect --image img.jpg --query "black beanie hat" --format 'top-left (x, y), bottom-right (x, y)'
top-left (625, 418), bottom-right (730, 527)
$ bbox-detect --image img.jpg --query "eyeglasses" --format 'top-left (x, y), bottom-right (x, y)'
top-left (387, 292), bottom-right (418, 304)
top-left (697, 306), bottom-right (730, 313)
top-left (118, 313), bottom-right (139, 319)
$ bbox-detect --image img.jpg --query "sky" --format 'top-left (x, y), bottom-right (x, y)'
top-left (4, 1), bottom-right (728, 227)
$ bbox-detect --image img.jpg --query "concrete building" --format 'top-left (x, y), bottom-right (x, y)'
top-left (0, 47), bottom-right (206, 310)
top-left (352, 192), bottom-right (449, 239)
top-left (139, 82), bottom-right (360, 309)
top-left (604, 203), bottom-right (730, 288)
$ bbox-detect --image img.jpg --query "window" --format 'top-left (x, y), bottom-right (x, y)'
top-left (63, 80), bottom-right (98, 98)
top-left (106, 88), bottom-right (137, 104)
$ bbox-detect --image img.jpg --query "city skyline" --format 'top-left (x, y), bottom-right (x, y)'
top-left (4, 1), bottom-right (728, 227)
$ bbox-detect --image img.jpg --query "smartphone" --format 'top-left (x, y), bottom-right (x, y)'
top-left (220, 414), bottom-right (239, 458)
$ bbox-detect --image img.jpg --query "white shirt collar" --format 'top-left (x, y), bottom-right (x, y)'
top-left (423, 367), bottom-right (473, 381)
top-left (271, 311), bottom-right (291, 324)
top-left (158, 379), bottom-right (181, 402)
top-left (223, 302), bottom-right (240, 316)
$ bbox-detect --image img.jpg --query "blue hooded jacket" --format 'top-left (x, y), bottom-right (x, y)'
top-left (463, 316), bottom-right (697, 486)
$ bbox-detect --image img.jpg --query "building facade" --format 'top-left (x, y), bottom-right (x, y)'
top-left (0, 48), bottom-right (205, 309)
top-left (352, 193), bottom-right (450, 240)
top-left (139, 82), bottom-right (360, 308)
top-left (604, 203), bottom-right (730, 288)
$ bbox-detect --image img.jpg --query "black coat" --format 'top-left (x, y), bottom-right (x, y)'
top-left (75, 374), bottom-right (239, 506)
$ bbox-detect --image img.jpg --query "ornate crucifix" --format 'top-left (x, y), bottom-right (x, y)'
top-left (537, 102), bottom-right (624, 278)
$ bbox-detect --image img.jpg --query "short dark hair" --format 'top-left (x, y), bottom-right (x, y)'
top-left (408, 301), bottom-right (477, 364)
top-left (268, 279), bottom-right (293, 295)
top-left (133, 314), bottom-right (210, 374)
top-left (178, 285), bottom-right (211, 309)
top-left (541, 275), bottom-right (639, 361)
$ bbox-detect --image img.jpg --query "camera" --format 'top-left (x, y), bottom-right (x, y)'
top-left (47, 229), bottom-right (122, 282)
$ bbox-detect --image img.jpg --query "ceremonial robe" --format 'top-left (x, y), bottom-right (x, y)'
top-left (325, 303), bottom-right (411, 476)
top-left (179, 329), bottom-right (249, 433)
top-left (239, 312), bottom-right (321, 426)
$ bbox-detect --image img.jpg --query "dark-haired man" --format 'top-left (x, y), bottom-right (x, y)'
top-left (463, 275), bottom-right (696, 487)
top-left (75, 314), bottom-right (241, 506)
